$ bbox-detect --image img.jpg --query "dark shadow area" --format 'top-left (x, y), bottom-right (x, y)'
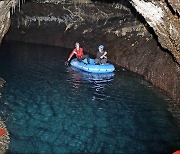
top-left (165, 0), bottom-right (179, 17)
top-left (91, 0), bottom-right (131, 7)
top-left (91, 0), bottom-right (127, 3)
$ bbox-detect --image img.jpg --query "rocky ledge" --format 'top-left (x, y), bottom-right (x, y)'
top-left (0, 77), bottom-right (6, 99)
top-left (0, 78), bottom-right (9, 154)
top-left (0, 78), bottom-right (5, 88)
top-left (0, 118), bottom-right (10, 154)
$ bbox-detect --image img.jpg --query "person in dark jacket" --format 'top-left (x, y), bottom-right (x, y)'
top-left (95, 45), bottom-right (107, 65)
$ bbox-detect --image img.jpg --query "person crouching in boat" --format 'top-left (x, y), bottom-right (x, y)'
top-left (95, 45), bottom-right (107, 65)
top-left (66, 42), bottom-right (90, 65)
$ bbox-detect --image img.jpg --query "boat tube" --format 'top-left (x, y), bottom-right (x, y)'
top-left (70, 58), bottom-right (115, 73)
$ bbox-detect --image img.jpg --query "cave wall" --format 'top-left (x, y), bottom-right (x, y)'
top-left (5, 0), bottom-right (180, 104)
top-left (0, 2), bottom-right (20, 150)
top-left (0, 1), bottom-right (11, 43)
top-left (130, 0), bottom-right (180, 65)
top-left (0, 0), bottom-right (25, 43)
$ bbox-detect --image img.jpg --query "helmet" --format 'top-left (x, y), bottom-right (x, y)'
top-left (98, 45), bottom-right (104, 50)
top-left (75, 42), bottom-right (80, 47)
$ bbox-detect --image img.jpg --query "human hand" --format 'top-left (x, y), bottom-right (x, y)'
top-left (65, 61), bottom-right (69, 66)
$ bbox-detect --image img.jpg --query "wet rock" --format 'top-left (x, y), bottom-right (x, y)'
top-left (0, 78), bottom-right (5, 88)
top-left (0, 0), bottom-right (25, 43)
top-left (0, 118), bottom-right (10, 154)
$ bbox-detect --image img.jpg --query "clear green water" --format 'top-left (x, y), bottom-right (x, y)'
top-left (0, 41), bottom-right (179, 154)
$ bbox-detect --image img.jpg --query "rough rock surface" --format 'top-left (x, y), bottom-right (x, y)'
top-left (0, 78), bottom-right (9, 154)
top-left (0, 0), bottom-right (25, 43)
top-left (0, 78), bottom-right (6, 88)
top-left (130, 0), bottom-right (180, 65)
top-left (0, 118), bottom-right (10, 154)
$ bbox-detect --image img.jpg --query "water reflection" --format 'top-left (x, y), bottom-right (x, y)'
top-left (69, 67), bottom-right (114, 83)
top-left (1, 42), bottom-right (179, 154)
top-left (67, 67), bottom-right (115, 102)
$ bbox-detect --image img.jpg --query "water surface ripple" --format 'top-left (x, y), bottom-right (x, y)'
top-left (0, 42), bottom-right (179, 154)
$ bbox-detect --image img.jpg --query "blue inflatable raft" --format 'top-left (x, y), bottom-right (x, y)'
top-left (70, 58), bottom-right (115, 73)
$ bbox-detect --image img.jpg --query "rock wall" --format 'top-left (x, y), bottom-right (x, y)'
top-left (0, 78), bottom-right (9, 154)
top-left (130, 0), bottom-right (180, 65)
top-left (5, 0), bottom-right (180, 105)
top-left (0, 0), bottom-right (26, 43)
top-left (0, 117), bottom-right (10, 154)
top-left (0, 1), bottom-right (11, 43)
top-left (0, 1), bottom-right (10, 148)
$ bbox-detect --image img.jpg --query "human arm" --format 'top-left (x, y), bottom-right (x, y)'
top-left (68, 49), bottom-right (77, 61)
top-left (100, 51), bottom-right (107, 59)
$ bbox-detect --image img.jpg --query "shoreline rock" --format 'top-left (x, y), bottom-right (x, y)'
top-left (0, 118), bottom-right (10, 154)
top-left (0, 78), bottom-right (6, 88)
top-left (0, 78), bottom-right (9, 153)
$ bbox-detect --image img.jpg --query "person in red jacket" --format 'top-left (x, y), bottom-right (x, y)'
top-left (66, 42), bottom-right (90, 64)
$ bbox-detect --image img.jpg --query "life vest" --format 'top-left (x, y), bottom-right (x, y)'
top-left (173, 150), bottom-right (180, 154)
top-left (68, 47), bottom-right (84, 61)
top-left (73, 48), bottom-right (84, 59)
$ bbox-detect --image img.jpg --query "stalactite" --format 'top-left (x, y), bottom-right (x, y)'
top-left (11, 5), bottom-right (13, 15)
top-left (31, 0), bottom-right (91, 5)
top-left (17, 17), bottom-right (20, 28)
top-left (18, 0), bottom-right (21, 12)
top-left (8, 0), bottom-right (25, 15)
top-left (7, 11), bottom-right (10, 19)
top-left (22, 16), bottom-right (67, 27)
top-left (13, 0), bottom-right (16, 14)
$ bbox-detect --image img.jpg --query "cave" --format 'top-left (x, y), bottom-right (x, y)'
top-left (1, 0), bottom-right (179, 102)
top-left (0, 0), bottom-right (180, 153)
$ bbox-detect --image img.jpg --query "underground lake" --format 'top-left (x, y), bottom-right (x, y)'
top-left (0, 41), bottom-right (179, 153)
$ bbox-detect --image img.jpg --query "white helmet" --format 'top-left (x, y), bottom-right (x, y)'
top-left (75, 42), bottom-right (80, 47)
top-left (98, 45), bottom-right (104, 50)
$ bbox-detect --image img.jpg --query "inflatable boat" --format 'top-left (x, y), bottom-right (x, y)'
top-left (70, 58), bottom-right (115, 73)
